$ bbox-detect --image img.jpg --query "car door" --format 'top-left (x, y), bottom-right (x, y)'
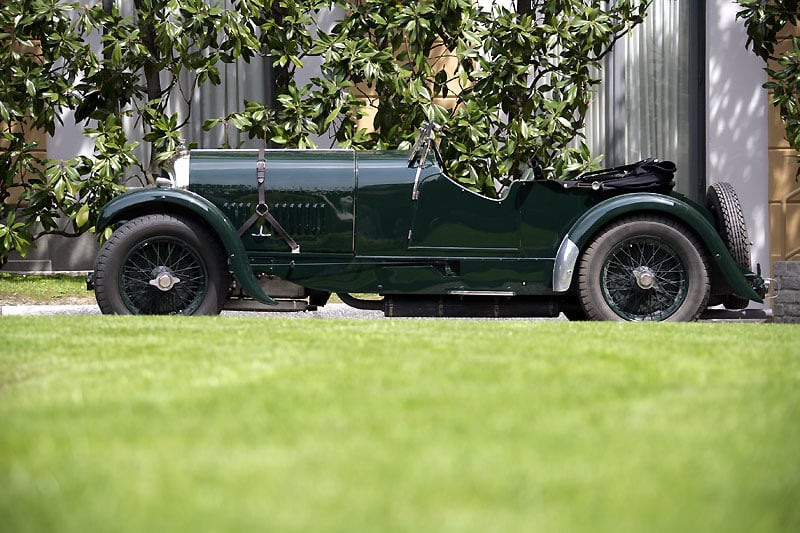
top-left (408, 173), bottom-right (521, 254)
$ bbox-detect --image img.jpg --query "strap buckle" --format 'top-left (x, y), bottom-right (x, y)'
top-left (256, 159), bottom-right (266, 184)
top-left (236, 149), bottom-right (301, 254)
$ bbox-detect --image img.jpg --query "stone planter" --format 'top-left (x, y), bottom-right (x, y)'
top-left (772, 261), bottom-right (800, 324)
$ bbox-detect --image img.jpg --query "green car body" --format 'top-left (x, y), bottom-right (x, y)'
top-left (92, 130), bottom-right (766, 320)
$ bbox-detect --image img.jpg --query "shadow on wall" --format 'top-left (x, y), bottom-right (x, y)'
top-left (705, 0), bottom-right (769, 280)
top-left (2, 231), bottom-right (100, 273)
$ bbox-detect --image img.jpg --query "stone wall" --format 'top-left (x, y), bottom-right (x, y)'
top-left (772, 261), bottom-right (800, 324)
top-left (2, 231), bottom-right (99, 273)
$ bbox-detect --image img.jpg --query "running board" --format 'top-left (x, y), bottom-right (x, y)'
top-left (384, 295), bottom-right (560, 318)
top-left (223, 299), bottom-right (315, 312)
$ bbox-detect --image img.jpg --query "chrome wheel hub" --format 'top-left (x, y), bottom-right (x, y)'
top-left (633, 266), bottom-right (657, 290)
top-left (148, 268), bottom-right (181, 292)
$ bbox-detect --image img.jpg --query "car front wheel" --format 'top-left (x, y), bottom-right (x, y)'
top-left (577, 216), bottom-right (710, 321)
top-left (94, 214), bottom-right (228, 315)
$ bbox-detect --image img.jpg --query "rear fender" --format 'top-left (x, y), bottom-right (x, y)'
top-left (95, 188), bottom-right (276, 305)
top-left (552, 193), bottom-right (763, 303)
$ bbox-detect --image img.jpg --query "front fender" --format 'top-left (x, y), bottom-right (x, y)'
top-left (552, 193), bottom-right (763, 303)
top-left (96, 187), bottom-right (276, 305)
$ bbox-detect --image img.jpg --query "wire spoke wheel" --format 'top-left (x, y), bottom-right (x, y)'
top-left (120, 237), bottom-right (209, 315)
top-left (94, 214), bottom-right (227, 316)
top-left (601, 237), bottom-right (688, 321)
top-left (578, 216), bottom-right (710, 322)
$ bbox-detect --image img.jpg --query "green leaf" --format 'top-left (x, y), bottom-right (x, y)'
top-left (202, 118), bottom-right (221, 131)
top-left (75, 203), bottom-right (90, 229)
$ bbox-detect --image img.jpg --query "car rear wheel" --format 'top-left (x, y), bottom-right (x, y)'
top-left (705, 182), bottom-right (751, 310)
top-left (578, 216), bottom-right (710, 321)
top-left (94, 214), bottom-right (227, 315)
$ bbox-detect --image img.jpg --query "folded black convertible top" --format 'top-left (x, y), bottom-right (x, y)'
top-left (565, 158), bottom-right (677, 192)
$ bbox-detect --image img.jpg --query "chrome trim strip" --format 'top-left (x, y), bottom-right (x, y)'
top-left (447, 290), bottom-right (516, 297)
top-left (553, 236), bottom-right (580, 293)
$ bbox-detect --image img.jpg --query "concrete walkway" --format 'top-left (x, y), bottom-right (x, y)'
top-left (0, 303), bottom-right (385, 319)
top-left (0, 302), bottom-right (771, 321)
top-left (2, 304), bottom-right (101, 316)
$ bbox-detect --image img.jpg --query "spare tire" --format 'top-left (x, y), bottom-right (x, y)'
top-left (705, 182), bottom-right (751, 310)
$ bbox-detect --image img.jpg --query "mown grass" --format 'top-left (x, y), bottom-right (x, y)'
top-left (1, 317), bottom-right (798, 533)
top-left (0, 273), bottom-right (93, 305)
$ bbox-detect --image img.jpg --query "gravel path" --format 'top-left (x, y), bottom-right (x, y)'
top-left (0, 300), bottom-right (571, 320)
top-left (0, 303), bottom-right (562, 320)
top-left (0, 303), bottom-right (386, 319)
top-left (0, 301), bottom-right (771, 322)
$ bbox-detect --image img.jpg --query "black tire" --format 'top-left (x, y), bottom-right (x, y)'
top-left (705, 182), bottom-right (751, 310)
top-left (561, 302), bottom-right (589, 321)
top-left (577, 216), bottom-right (710, 321)
top-left (94, 214), bottom-right (228, 315)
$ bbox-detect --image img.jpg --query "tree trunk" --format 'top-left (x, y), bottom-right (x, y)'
top-left (134, 0), bottom-right (163, 182)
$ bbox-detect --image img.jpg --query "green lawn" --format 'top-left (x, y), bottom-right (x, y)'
top-left (0, 273), bottom-right (93, 305)
top-left (1, 317), bottom-right (798, 533)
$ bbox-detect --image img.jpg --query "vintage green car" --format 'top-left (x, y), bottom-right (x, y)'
top-left (89, 122), bottom-right (767, 321)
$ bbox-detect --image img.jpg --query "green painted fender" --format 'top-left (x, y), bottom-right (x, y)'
top-left (95, 187), bottom-right (277, 305)
top-left (552, 193), bottom-right (763, 303)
